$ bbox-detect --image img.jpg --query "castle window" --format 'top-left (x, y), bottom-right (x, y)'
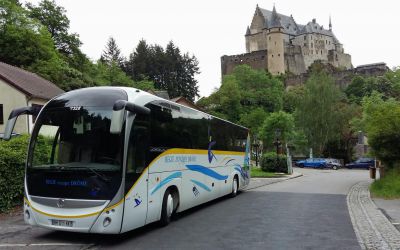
top-left (269, 36), bottom-right (271, 41)
top-left (304, 36), bottom-right (306, 40)
top-left (304, 43), bottom-right (307, 47)
top-left (326, 40), bottom-right (327, 44)
top-left (311, 43), bottom-right (313, 48)
top-left (321, 50), bottom-right (322, 55)
top-left (278, 54), bottom-right (280, 57)
top-left (272, 54), bottom-right (274, 58)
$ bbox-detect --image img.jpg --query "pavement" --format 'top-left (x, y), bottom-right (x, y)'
top-left (249, 169), bottom-right (400, 249)
top-left (0, 168), bottom-right (399, 249)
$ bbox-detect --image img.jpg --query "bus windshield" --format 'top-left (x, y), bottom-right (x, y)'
top-left (26, 107), bottom-right (124, 200)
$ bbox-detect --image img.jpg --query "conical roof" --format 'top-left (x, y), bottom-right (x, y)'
top-left (269, 5), bottom-right (283, 28)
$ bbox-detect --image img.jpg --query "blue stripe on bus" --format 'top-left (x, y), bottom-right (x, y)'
top-left (190, 179), bottom-right (211, 192)
top-left (150, 172), bottom-right (182, 195)
top-left (185, 165), bottom-right (228, 180)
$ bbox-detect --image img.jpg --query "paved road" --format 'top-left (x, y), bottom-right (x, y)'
top-left (0, 168), bottom-right (370, 249)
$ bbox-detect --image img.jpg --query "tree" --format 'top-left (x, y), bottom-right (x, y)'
top-left (361, 92), bottom-right (400, 168)
top-left (259, 111), bottom-right (295, 150)
top-left (26, 0), bottom-right (81, 56)
top-left (101, 37), bottom-right (124, 68)
top-left (283, 85), bottom-right (305, 113)
top-left (239, 108), bottom-right (268, 137)
top-left (125, 40), bottom-right (200, 101)
top-left (0, 0), bottom-right (57, 67)
top-left (295, 70), bottom-right (343, 156)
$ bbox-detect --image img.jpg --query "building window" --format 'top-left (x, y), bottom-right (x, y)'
top-left (304, 35), bottom-right (306, 40)
top-left (269, 36), bottom-right (271, 41)
top-left (278, 54), bottom-right (280, 57)
top-left (0, 104), bottom-right (3, 125)
top-left (31, 104), bottom-right (43, 123)
top-left (311, 43), bottom-right (313, 48)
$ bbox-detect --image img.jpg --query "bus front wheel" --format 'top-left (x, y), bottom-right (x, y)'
top-left (160, 190), bottom-right (174, 226)
top-left (230, 176), bottom-right (239, 198)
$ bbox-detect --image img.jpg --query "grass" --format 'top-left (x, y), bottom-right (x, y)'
top-left (370, 168), bottom-right (400, 199)
top-left (251, 167), bottom-right (288, 178)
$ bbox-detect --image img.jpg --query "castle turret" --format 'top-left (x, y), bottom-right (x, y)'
top-left (266, 5), bottom-right (285, 75)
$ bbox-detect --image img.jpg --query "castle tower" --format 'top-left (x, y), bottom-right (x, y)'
top-left (266, 5), bottom-right (285, 75)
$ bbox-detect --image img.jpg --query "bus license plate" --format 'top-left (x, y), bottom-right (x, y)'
top-left (51, 219), bottom-right (74, 227)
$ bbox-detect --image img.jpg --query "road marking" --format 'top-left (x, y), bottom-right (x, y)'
top-left (0, 243), bottom-right (93, 248)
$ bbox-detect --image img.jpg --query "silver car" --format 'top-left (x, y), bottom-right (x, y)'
top-left (325, 158), bottom-right (342, 170)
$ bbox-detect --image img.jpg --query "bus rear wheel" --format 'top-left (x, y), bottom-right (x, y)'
top-left (230, 176), bottom-right (239, 198)
top-left (160, 190), bottom-right (174, 226)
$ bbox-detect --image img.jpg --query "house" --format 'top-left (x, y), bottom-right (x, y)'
top-left (147, 89), bottom-right (202, 111)
top-left (0, 62), bottom-right (64, 134)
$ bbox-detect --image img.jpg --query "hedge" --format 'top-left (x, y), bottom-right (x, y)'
top-left (0, 135), bottom-right (29, 212)
top-left (261, 151), bottom-right (288, 173)
top-left (0, 134), bottom-right (52, 212)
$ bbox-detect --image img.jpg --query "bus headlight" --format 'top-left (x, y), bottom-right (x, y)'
top-left (103, 217), bottom-right (111, 227)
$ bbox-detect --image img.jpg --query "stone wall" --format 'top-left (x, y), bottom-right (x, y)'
top-left (221, 50), bottom-right (267, 76)
top-left (285, 63), bottom-right (389, 88)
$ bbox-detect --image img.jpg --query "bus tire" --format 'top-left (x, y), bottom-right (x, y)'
top-left (160, 190), bottom-right (174, 226)
top-left (230, 176), bottom-right (239, 198)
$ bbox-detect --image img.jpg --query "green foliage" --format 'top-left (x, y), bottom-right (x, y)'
top-left (251, 167), bottom-right (285, 178)
top-left (239, 108), bottom-right (268, 137)
top-left (198, 65), bottom-right (284, 124)
top-left (100, 37), bottom-right (124, 68)
top-left (259, 111), bottom-right (295, 148)
top-left (283, 85), bottom-right (305, 113)
top-left (260, 152), bottom-right (288, 173)
top-left (0, 135), bottom-right (28, 212)
top-left (0, 0), bottom-right (57, 67)
top-left (362, 92), bottom-right (400, 168)
top-left (93, 61), bottom-right (133, 86)
top-left (125, 40), bottom-right (200, 101)
top-left (346, 68), bottom-right (400, 104)
top-left (370, 168), bottom-right (400, 198)
top-left (0, 134), bottom-right (53, 212)
top-left (295, 71), bottom-right (343, 156)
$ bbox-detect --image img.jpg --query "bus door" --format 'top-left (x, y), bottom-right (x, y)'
top-left (121, 113), bottom-right (150, 232)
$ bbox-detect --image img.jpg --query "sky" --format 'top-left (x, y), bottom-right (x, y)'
top-left (24, 0), bottom-right (400, 98)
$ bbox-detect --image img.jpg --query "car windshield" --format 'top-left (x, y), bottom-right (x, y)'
top-left (26, 107), bottom-right (124, 200)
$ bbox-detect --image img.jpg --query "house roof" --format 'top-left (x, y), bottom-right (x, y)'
top-left (0, 62), bottom-right (64, 100)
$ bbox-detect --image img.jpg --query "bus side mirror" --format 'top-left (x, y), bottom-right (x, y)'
top-left (2, 106), bottom-right (41, 140)
top-left (110, 100), bottom-right (150, 134)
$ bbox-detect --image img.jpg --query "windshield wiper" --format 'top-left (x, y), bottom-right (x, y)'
top-left (67, 166), bottom-right (111, 183)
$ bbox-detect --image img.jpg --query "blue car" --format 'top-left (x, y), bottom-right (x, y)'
top-left (346, 158), bottom-right (375, 169)
top-left (295, 158), bottom-right (327, 168)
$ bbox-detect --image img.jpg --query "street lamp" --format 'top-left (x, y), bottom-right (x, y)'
top-left (252, 135), bottom-right (260, 167)
top-left (273, 129), bottom-right (282, 171)
top-left (273, 129), bottom-right (282, 155)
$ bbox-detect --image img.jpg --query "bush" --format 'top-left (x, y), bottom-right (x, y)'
top-left (261, 152), bottom-right (288, 173)
top-left (0, 135), bottom-right (30, 212)
top-left (370, 168), bottom-right (400, 199)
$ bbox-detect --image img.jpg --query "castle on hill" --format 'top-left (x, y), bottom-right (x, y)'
top-left (221, 5), bottom-right (352, 76)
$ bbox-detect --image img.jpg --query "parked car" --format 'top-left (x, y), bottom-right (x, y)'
top-left (295, 158), bottom-right (327, 168)
top-left (325, 158), bottom-right (342, 170)
top-left (345, 158), bottom-right (375, 169)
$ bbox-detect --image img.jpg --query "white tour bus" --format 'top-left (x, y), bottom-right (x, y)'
top-left (3, 87), bottom-right (250, 234)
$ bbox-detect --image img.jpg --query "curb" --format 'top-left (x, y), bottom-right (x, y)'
top-left (347, 181), bottom-right (400, 249)
top-left (244, 172), bottom-right (303, 191)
